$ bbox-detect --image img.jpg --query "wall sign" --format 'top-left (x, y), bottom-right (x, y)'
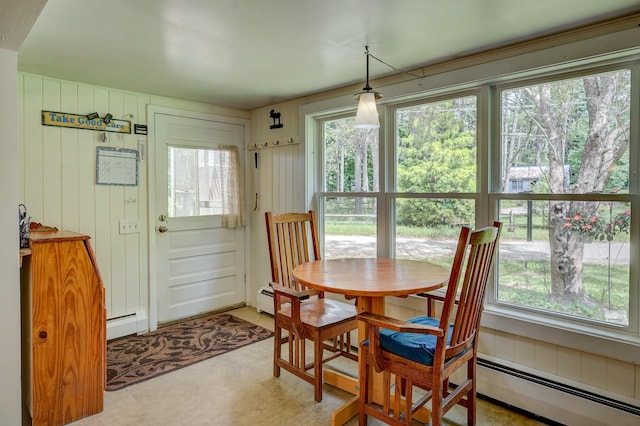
top-left (134, 124), bottom-right (148, 135)
top-left (42, 110), bottom-right (131, 134)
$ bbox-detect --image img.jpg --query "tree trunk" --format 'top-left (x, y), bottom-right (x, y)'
top-left (548, 201), bottom-right (591, 302)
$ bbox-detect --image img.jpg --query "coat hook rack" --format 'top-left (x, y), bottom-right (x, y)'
top-left (248, 137), bottom-right (299, 150)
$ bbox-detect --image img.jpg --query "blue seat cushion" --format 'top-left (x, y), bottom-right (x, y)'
top-left (379, 316), bottom-right (453, 366)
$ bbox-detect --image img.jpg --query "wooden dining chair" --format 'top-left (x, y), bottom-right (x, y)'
top-left (358, 222), bottom-right (502, 425)
top-left (265, 210), bottom-right (358, 402)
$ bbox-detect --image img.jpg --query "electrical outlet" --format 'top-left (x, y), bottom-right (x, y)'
top-left (119, 219), bottom-right (139, 234)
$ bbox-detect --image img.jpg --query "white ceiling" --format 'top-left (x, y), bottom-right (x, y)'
top-left (12, 0), bottom-right (640, 110)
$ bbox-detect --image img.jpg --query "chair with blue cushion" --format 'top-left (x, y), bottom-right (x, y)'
top-left (358, 222), bottom-right (502, 425)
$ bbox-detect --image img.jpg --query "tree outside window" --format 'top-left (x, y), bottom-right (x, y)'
top-left (498, 69), bottom-right (631, 324)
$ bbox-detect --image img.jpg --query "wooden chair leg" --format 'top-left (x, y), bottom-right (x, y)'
top-left (468, 360), bottom-right (476, 425)
top-left (404, 380), bottom-right (413, 424)
top-left (314, 335), bottom-right (323, 402)
top-left (273, 324), bottom-right (281, 378)
top-left (431, 379), bottom-right (443, 426)
top-left (427, 297), bottom-right (435, 317)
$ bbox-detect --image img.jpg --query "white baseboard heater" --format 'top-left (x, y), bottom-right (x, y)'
top-left (256, 285), bottom-right (274, 315)
top-left (476, 358), bottom-right (640, 425)
top-left (106, 310), bottom-right (148, 340)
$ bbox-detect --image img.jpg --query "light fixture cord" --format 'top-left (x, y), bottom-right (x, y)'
top-left (367, 48), bottom-right (424, 80)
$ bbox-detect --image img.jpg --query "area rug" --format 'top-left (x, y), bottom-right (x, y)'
top-left (106, 313), bottom-right (273, 391)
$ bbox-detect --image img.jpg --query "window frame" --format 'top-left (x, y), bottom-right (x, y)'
top-left (484, 62), bottom-right (640, 353)
top-left (301, 41), bottom-right (640, 363)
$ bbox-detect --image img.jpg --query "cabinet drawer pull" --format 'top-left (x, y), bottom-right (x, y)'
top-left (39, 331), bottom-right (47, 339)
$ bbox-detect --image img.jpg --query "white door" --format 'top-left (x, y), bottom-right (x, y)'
top-left (153, 113), bottom-right (245, 324)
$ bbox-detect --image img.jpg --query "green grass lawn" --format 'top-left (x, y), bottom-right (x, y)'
top-left (326, 222), bottom-right (630, 324)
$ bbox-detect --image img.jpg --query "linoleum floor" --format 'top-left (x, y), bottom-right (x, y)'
top-left (69, 307), bottom-right (548, 426)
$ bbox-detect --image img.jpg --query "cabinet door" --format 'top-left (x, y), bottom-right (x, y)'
top-left (31, 239), bottom-right (104, 425)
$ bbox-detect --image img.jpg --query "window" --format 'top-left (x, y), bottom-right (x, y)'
top-left (313, 62), bottom-right (638, 340)
top-left (494, 69), bottom-right (632, 327)
top-left (319, 95), bottom-right (478, 266)
top-left (321, 117), bottom-right (378, 259)
top-left (394, 96), bottom-right (477, 265)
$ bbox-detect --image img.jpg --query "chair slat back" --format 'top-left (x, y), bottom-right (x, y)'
top-left (265, 211), bottom-right (321, 291)
top-left (439, 222), bottom-right (502, 358)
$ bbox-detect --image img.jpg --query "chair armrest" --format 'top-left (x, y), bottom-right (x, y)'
top-left (358, 312), bottom-right (444, 337)
top-left (416, 287), bottom-right (458, 316)
top-left (416, 287), bottom-right (447, 301)
top-left (269, 282), bottom-right (311, 301)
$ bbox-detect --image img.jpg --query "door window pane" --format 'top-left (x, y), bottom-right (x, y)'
top-left (168, 147), bottom-right (229, 217)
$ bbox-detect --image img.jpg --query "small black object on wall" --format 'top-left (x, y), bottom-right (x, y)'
top-left (19, 204), bottom-right (30, 248)
top-left (269, 109), bottom-right (283, 129)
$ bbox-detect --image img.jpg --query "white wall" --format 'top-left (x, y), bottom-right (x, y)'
top-left (0, 48), bottom-right (22, 426)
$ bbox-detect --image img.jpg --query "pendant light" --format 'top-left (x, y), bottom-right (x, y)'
top-left (355, 46), bottom-right (382, 129)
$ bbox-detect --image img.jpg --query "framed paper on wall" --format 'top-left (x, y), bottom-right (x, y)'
top-left (96, 147), bottom-right (138, 186)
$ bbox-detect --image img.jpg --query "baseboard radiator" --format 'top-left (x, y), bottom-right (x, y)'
top-left (476, 358), bottom-right (640, 425)
top-left (106, 310), bottom-right (148, 340)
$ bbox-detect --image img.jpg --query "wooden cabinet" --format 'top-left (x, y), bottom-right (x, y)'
top-left (21, 231), bottom-right (106, 426)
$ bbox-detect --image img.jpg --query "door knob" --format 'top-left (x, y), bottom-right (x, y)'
top-left (158, 225), bottom-right (168, 233)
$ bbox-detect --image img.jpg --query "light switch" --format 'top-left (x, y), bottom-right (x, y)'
top-left (119, 219), bottom-right (139, 234)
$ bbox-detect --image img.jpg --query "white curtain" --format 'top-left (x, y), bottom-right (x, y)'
top-left (219, 145), bottom-right (245, 228)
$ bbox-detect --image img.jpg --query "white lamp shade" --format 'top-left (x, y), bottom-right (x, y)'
top-left (355, 92), bottom-right (380, 129)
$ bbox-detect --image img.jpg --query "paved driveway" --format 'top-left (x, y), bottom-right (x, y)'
top-left (325, 235), bottom-right (630, 265)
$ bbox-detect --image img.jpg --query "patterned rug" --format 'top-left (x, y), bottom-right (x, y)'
top-left (106, 313), bottom-right (273, 391)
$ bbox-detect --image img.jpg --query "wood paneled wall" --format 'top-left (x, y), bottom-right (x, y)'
top-left (248, 103), bottom-right (304, 306)
top-left (19, 74), bottom-right (148, 320)
top-left (18, 73), bottom-right (248, 322)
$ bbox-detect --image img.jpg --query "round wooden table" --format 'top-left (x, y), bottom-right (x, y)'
top-left (293, 258), bottom-right (450, 425)
top-left (293, 258), bottom-right (449, 296)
